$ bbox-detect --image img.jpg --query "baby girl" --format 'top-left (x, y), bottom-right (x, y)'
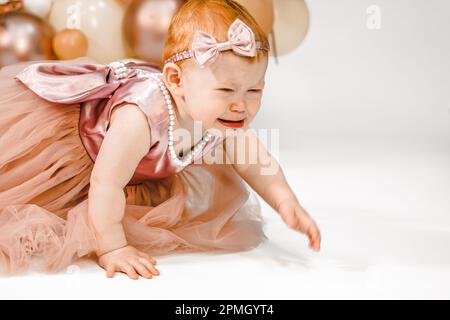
top-left (0, 0), bottom-right (320, 279)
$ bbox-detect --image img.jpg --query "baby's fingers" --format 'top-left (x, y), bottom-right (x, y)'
top-left (119, 263), bottom-right (140, 280)
top-left (131, 261), bottom-right (153, 279)
top-left (138, 252), bottom-right (157, 265)
top-left (307, 225), bottom-right (321, 251)
top-left (139, 257), bottom-right (160, 276)
top-left (106, 264), bottom-right (116, 278)
top-left (280, 210), bottom-right (299, 230)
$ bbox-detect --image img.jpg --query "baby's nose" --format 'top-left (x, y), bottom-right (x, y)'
top-left (230, 102), bottom-right (246, 113)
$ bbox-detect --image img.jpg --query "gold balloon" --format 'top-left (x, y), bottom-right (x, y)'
top-left (235, 0), bottom-right (274, 35)
top-left (270, 0), bottom-right (310, 56)
top-left (117, 0), bottom-right (134, 7)
top-left (123, 0), bottom-right (186, 67)
top-left (0, 12), bottom-right (55, 68)
top-left (48, 0), bottom-right (126, 64)
top-left (52, 28), bottom-right (88, 60)
top-left (0, 0), bottom-right (24, 15)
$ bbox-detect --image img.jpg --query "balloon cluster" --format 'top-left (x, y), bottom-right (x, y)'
top-left (0, 0), bottom-right (309, 68)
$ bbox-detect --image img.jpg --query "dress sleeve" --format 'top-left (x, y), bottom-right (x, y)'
top-left (103, 70), bottom-right (167, 150)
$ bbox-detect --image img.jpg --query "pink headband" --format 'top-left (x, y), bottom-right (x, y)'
top-left (164, 18), bottom-right (270, 68)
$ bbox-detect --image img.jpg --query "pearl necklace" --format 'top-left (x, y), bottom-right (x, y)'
top-left (149, 73), bottom-right (213, 167)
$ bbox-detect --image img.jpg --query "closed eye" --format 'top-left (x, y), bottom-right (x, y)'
top-left (217, 88), bottom-right (234, 92)
top-left (216, 88), bottom-right (262, 93)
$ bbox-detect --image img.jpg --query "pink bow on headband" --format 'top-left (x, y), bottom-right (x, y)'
top-left (192, 18), bottom-right (258, 67)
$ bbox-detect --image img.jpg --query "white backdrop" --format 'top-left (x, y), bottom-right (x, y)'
top-left (254, 0), bottom-right (450, 226)
top-left (259, 0), bottom-right (450, 147)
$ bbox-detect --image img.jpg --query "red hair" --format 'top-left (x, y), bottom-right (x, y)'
top-left (163, 0), bottom-right (269, 68)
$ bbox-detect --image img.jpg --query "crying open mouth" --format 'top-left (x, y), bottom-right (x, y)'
top-left (218, 118), bottom-right (243, 123)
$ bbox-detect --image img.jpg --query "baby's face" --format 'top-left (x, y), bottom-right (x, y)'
top-left (179, 52), bottom-right (268, 136)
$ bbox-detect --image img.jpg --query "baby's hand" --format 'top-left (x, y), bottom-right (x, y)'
top-left (277, 199), bottom-right (321, 252)
top-left (97, 245), bottom-right (160, 280)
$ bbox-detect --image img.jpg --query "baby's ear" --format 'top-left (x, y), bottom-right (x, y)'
top-left (163, 62), bottom-right (183, 90)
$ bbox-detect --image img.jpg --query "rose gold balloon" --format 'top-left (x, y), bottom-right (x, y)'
top-left (0, 11), bottom-right (55, 68)
top-left (0, 0), bottom-right (24, 15)
top-left (270, 0), bottom-right (310, 56)
top-left (123, 0), bottom-right (186, 66)
top-left (235, 0), bottom-right (274, 35)
top-left (117, 0), bottom-right (134, 7)
top-left (52, 28), bottom-right (88, 60)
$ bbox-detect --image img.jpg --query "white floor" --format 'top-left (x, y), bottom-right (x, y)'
top-left (1, 139), bottom-right (449, 300)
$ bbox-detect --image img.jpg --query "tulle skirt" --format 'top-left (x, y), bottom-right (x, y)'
top-left (0, 61), bottom-right (267, 276)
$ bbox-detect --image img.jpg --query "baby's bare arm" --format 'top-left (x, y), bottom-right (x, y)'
top-left (224, 129), bottom-right (321, 251)
top-left (224, 129), bottom-right (295, 211)
top-left (88, 102), bottom-right (151, 256)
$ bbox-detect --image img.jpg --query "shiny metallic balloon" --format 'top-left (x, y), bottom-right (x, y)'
top-left (0, 11), bottom-right (55, 68)
top-left (123, 0), bottom-right (186, 66)
top-left (0, 0), bottom-right (24, 15)
top-left (117, 0), bottom-right (134, 7)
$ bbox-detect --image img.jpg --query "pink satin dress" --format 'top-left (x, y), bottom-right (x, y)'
top-left (0, 57), bottom-right (267, 275)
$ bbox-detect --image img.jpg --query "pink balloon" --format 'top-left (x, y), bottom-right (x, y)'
top-left (0, 11), bottom-right (55, 68)
top-left (123, 0), bottom-right (186, 66)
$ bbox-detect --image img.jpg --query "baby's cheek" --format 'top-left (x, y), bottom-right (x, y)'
top-left (249, 99), bottom-right (262, 112)
top-left (190, 111), bottom-right (216, 130)
top-left (204, 101), bottom-right (225, 118)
